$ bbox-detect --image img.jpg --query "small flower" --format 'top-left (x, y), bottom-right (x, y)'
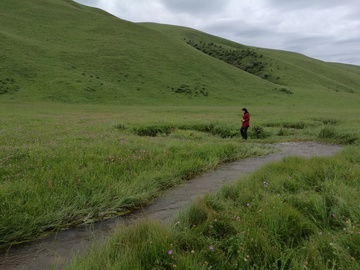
top-left (209, 245), bottom-right (214, 251)
top-left (246, 202), bottom-right (251, 207)
top-left (191, 250), bottom-right (195, 254)
top-left (263, 181), bottom-right (268, 187)
top-left (168, 250), bottom-right (173, 255)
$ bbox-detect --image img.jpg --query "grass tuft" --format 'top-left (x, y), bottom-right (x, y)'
top-left (318, 127), bottom-right (358, 144)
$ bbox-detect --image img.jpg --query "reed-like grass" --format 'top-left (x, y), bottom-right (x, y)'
top-left (67, 145), bottom-right (360, 270)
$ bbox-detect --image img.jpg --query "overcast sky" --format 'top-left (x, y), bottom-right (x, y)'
top-left (75, 0), bottom-right (360, 66)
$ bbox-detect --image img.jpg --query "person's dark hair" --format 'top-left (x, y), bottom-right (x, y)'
top-left (242, 108), bottom-right (249, 113)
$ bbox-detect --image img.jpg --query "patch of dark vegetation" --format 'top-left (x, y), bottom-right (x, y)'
top-left (0, 77), bottom-right (20, 95)
top-left (119, 122), bottom-right (238, 138)
top-left (277, 128), bottom-right (292, 136)
top-left (318, 127), bottom-right (358, 144)
top-left (273, 87), bottom-right (293, 95)
top-left (133, 124), bottom-right (174, 137)
top-left (264, 121), bottom-right (306, 129)
top-left (178, 123), bottom-right (237, 138)
top-left (84, 86), bottom-right (96, 92)
top-left (114, 124), bottom-right (127, 130)
top-left (80, 72), bottom-right (104, 90)
top-left (249, 126), bottom-right (270, 139)
top-left (283, 122), bottom-right (305, 129)
top-left (185, 39), bottom-right (285, 84)
top-left (312, 118), bottom-right (339, 125)
top-left (186, 40), bottom-right (265, 75)
top-left (332, 84), bottom-right (357, 94)
top-left (117, 122), bottom-right (281, 140)
top-left (171, 84), bottom-right (209, 97)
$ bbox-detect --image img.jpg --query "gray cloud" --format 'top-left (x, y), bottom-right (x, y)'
top-left (74, 0), bottom-right (360, 65)
top-left (159, 0), bottom-right (227, 14)
top-left (265, 0), bottom-right (357, 11)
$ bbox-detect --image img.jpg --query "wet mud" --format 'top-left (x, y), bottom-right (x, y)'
top-left (0, 142), bottom-right (343, 270)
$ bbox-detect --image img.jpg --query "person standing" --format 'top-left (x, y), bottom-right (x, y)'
top-left (240, 108), bottom-right (250, 140)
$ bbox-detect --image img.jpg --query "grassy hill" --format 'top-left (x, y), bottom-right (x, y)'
top-left (1, 0), bottom-right (359, 107)
top-left (142, 23), bottom-right (360, 107)
top-left (0, 0), bottom-right (275, 105)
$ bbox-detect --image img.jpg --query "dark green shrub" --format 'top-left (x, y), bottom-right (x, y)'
top-left (211, 125), bottom-right (237, 138)
top-left (313, 118), bottom-right (339, 125)
top-left (178, 123), bottom-right (215, 133)
top-left (133, 124), bottom-right (173, 137)
top-left (283, 121), bottom-right (305, 129)
top-left (264, 121), bottom-right (305, 129)
top-left (177, 123), bottom-right (236, 138)
top-left (277, 128), bottom-right (288, 136)
top-left (250, 126), bottom-right (269, 139)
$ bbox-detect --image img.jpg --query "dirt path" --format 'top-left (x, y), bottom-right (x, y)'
top-left (0, 142), bottom-right (343, 270)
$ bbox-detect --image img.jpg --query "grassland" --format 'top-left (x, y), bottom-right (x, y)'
top-left (1, 0), bottom-right (360, 268)
top-left (1, 103), bottom-right (359, 250)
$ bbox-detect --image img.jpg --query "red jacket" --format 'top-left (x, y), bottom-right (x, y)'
top-left (242, 112), bottom-right (250, 128)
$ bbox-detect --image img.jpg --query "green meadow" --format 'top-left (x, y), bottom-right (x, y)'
top-left (1, 0), bottom-right (360, 269)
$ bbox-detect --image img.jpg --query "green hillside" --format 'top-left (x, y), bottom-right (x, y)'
top-left (142, 23), bottom-right (360, 106)
top-left (0, 0), bottom-right (360, 107)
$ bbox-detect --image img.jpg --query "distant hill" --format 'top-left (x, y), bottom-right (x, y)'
top-left (1, 0), bottom-right (359, 107)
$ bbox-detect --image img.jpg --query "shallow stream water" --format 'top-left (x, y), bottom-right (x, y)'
top-left (0, 142), bottom-right (343, 270)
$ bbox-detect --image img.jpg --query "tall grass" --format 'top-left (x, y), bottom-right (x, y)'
top-left (318, 127), bottom-right (358, 144)
top-left (67, 145), bottom-right (360, 270)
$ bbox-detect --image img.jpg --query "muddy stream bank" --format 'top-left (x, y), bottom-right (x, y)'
top-left (0, 142), bottom-right (343, 270)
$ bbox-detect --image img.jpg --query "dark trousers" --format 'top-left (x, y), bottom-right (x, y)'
top-left (240, 126), bottom-right (248, 140)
